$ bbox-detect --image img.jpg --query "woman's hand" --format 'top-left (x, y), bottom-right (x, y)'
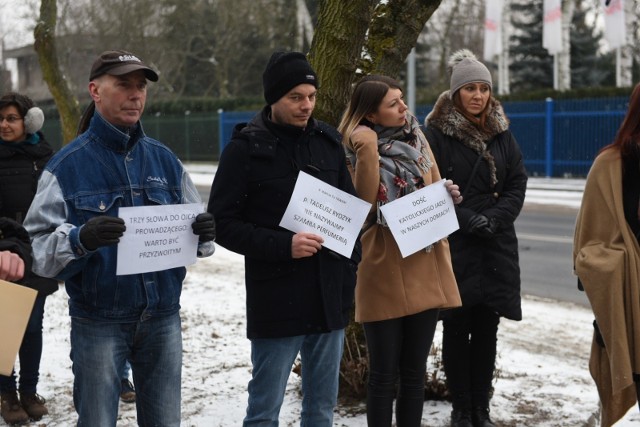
top-left (0, 250), bottom-right (25, 282)
top-left (445, 179), bottom-right (463, 204)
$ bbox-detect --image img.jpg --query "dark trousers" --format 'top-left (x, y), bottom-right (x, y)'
top-left (363, 308), bottom-right (439, 427)
top-left (442, 304), bottom-right (500, 410)
top-left (0, 294), bottom-right (46, 394)
top-left (634, 373), bottom-right (640, 411)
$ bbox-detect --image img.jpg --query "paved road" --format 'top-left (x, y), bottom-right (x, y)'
top-left (516, 204), bottom-right (588, 307)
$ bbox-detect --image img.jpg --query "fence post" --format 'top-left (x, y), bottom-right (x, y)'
top-left (545, 98), bottom-right (554, 177)
top-left (184, 110), bottom-right (191, 161)
top-left (218, 109), bottom-right (225, 156)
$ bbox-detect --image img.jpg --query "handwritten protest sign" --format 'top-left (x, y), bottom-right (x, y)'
top-left (379, 179), bottom-right (459, 258)
top-left (116, 203), bottom-right (201, 275)
top-left (280, 172), bottom-right (370, 258)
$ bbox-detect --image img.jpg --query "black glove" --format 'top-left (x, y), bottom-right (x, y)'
top-left (467, 214), bottom-right (489, 233)
top-left (467, 214), bottom-right (497, 238)
top-left (79, 216), bottom-right (126, 251)
top-left (192, 212), bottom-right (216, 242)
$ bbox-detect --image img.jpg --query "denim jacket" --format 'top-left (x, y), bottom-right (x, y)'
top-left (24, 112), bottom-right (213, 322)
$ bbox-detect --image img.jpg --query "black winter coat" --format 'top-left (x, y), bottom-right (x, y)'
top-left (0, 216), bottom-right (32, 273)
top-left (0, 133), bottom-right (58, 295)
top-left (208, 108), bottom-right (360, 339)
top-left (424, 92), bottom-right (527, 320)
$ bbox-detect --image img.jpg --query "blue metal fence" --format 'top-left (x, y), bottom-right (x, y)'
top-left (218, 97), bottom-right (628, 177)
top-left (43, 97), bottom-right (627, 177)
top-left (507, 97), bottom-right (627, 177)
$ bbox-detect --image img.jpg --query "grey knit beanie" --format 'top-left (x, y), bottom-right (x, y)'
top-left (448, 49), bottom-right (492, 97)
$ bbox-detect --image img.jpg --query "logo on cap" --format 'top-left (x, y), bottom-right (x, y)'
top-left (119, 54), bottom-right (142, 63)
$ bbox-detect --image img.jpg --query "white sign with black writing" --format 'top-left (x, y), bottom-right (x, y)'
top-left (116, 203), bottom-right (201, 275)
top-left (379, 179), bottom-right (459, 258)
top-left (279, 171), bottom-right (371, 258)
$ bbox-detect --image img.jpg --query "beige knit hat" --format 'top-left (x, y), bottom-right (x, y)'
top-left (448, 49), bottom-right (492, 97)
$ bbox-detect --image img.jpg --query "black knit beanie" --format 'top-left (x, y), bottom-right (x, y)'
top-left (262, 51), bottom-right (318, 105)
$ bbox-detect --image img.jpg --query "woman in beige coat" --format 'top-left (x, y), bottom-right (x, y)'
top-left (338, 75), bottom-right (462, 427)
top-left (574, 82), bottom-right (640, 427)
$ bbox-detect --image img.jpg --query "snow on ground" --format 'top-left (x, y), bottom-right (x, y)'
top-left (27, 247), bottom-right (640, 426)
top-left (11, 166), bottom-right (640, 426)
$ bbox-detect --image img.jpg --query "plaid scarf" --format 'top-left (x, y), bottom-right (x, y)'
top-left (369, 113), bottom-right (433, 205)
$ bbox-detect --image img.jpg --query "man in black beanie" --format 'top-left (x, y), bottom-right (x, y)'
top-left (208, 51), bottom-right (360, 425)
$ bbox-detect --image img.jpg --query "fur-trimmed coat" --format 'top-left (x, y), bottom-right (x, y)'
top-left (574, 147), bottom-right (640, 427)
top-left (423, 91), bottom-right (527, 320)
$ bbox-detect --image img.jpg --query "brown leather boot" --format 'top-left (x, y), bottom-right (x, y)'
top-left (20, 393), bottom-right (48, 421)
top-left (0, 392), bottom-right (29, 425)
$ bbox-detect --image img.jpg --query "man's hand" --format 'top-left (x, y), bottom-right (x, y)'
top-left (291, 232), bottom-right (323, 259)
top-left (0, 250), bottom-right (25, 282)
top-left (192, 213), bottom-right (216, 242)
top-left (79, 216), bottom-right (126, 251)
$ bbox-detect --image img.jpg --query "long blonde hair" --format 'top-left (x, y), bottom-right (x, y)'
top-left (338, 75), bottom-right (403, 145)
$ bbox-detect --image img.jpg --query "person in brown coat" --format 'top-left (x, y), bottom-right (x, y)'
top-left (338, 74), bottom-right (462, 427)
top-left (574, 82), bottom-right (640, 427)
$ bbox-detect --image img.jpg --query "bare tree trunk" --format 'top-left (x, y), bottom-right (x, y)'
top-left (309, 0), bottom-right (376, 126)
top-left (366, 0), bottom-right (443, 78)
top-left (34, 0), bottom-right (81, 145)
top-left (310, 0), bottom-right (442, 126)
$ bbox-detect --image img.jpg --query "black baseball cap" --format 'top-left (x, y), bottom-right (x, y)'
top-left (89, 50), bottom-right (159, 82)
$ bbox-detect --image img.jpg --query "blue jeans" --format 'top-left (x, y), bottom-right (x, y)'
top-left (243, 329), bottom-right (345, 427)
top-left (70, 313), bottom-right (182, 427)
top-left (0, 294), bottom-right (47, 394)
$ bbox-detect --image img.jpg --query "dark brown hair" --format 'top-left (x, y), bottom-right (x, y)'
top-left (338, 75), bottom-right (403, 145)
top-left (451, 88), bottom-right (492, 131)
top-left (0, 92), bottom-right (34, 117)
top-left (603, 82), bottom-right (640, 159)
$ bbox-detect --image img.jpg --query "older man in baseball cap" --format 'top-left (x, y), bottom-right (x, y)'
top-left (23, 49), bottom-right (216, 426)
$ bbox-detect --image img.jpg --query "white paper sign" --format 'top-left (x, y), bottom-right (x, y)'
top-left (379, 179), bottom-right (459, 258)
top-left (279, 172), bottom-right (371, 258)
top-left (116, 203), bottom-right (201, 275)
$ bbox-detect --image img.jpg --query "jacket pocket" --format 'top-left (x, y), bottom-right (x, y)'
top-left (74, 192), bottom-right (124, 222)
top-left (144, 187), bottom-right (180, 205)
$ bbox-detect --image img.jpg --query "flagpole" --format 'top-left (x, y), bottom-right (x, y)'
top-left (615, 46), bottom-right (621, 87)
top-left (553, 54), bottom-right (558, 90)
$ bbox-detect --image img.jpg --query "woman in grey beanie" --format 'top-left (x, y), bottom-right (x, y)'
top-left (423, 50), bottom-right (528, 427)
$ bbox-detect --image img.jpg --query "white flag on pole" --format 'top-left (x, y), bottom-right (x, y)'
top-left (483, 0), bottom-right (505, 61)
top-left (603, 0), bottom-right (626, 49)
top-left (543, 0), bottom-right (563, 55)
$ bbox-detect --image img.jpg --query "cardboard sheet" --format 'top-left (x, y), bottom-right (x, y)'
top-left (0, 280), bottom-right (37, 376)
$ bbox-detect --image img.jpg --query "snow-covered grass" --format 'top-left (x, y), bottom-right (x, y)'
top-left (21, 245), bottom-right (639, 426)
top-left (10, 167), bottom-right (637, 426)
